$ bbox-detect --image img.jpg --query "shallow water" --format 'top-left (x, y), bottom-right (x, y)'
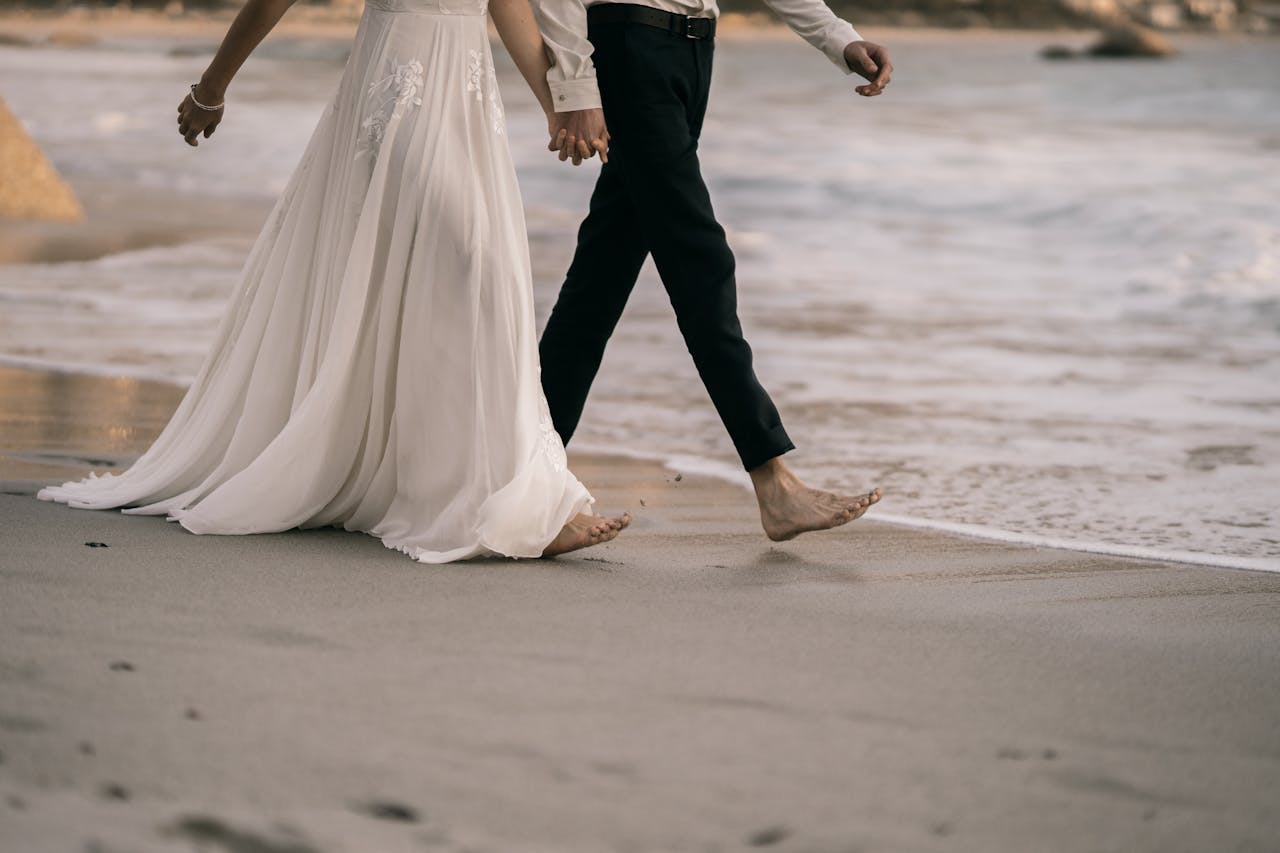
top-left (1, 29), bottom-right (1277, 569)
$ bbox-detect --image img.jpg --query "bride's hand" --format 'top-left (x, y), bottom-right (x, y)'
top-left (177, 83), bottom-right (225, 147)
top-left (547, 108), bottom-right (609, 167)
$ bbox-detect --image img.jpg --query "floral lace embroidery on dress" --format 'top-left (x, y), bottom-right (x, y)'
top-left (465, 49), bottom-right (505, 136)
top-left (536, 394), bottom-right (567, 472)
top-left (358, 59), bottom-right (425, 158)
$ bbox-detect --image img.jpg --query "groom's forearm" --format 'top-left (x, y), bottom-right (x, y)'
top-left (757, 0), bottom-right (862, 74)
top-left (528, 0), bottom-right (601, 111)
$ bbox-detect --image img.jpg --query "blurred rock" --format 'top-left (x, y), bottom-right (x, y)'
top-left (1058, 0), bottom-right (1124, 18)
top-left (945, 10), bottom-right (992, 28)
top-left (1146, 2), bottom-right (1186, 26)
top-left (1086, 23), bottom-right (1177, 55)
top-left (0, 97), bottom-right (84, 223)
top-left (46, 30), bottom-right (99, 47)
top-left (168, 42), bottom-right (216, 57)
top-left (0, 33), bottom-right (36, 47)
top-left (891, 10), bottom-right (930, 26)
top-left (1242, 12), bottom-right (1273, 30)
top-left (1041, 43), bottom-right (1081, 58)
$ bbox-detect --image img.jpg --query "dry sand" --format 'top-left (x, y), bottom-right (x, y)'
top-left (1, 364), bottom-right (1278, 852)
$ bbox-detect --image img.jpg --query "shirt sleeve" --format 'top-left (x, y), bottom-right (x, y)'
top-left (528, 0), bottom-right (603, 111)
top-left (758, 0), bottom-right (862, 75)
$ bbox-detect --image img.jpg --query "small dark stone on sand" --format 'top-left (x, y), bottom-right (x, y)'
top-left (673, 473), bottom-right (682, 482)
top-left (108, 661), bottom-right (135, 672)
top-left (166, 815), bottom-right (321, 853)
top-left (358, 800), bottom-right (419, 823)
top-left (931, 821), bottom-right (955, 837)
top-left (1043, 748), bottom-right (1059, 760)
top-left (1040, 44), bottom-right (1077, 60)
top-left (79, 741), bottom-right (95, 756)
top-left (639, 499), bottom-right (646, 507)
top-left (85, 542), bottom-right (110, 548)
top-left (7, 794), bottom-right (25, 810)
top-left (747, 825), bottom-right (791, 846)
top-left (185, 707), bottom-right (202, 720)
top-left (99, 782), bottom-right (130, 801)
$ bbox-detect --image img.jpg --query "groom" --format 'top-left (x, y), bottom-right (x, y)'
top-left (532, 0), bottom-right (891, 540)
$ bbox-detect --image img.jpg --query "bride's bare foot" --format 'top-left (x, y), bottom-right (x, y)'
top-left (541, 512), bottom-right (632, 557)
top-left (750, 457), bottom-right (881, 542)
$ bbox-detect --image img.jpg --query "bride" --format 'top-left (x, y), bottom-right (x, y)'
top-left (39, 0), bottom-right (630, 561)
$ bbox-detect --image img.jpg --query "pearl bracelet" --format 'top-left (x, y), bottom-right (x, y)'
top-left (189, 83), bottom-right (224, 112)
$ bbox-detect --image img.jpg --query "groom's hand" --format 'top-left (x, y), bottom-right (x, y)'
top-left (843, 41), bottom-right (893, 97)
top-left (548, 108), bottom-right (610, 167)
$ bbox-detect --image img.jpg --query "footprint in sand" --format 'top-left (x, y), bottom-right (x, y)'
top-left (163, 815), bottom-right (320, 853)
top-left (747, 825), bottom-right (791, 846)
top-left (355, 799), bottom-right (420, 823)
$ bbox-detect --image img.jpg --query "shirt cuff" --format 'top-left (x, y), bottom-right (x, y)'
top-left (549, 76), bottom-right (603, 112)
top-left (822, 22), bottom-right (863, 75)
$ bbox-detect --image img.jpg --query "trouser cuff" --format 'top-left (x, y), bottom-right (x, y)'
top-left (737, 425), bottom-right (795, 472)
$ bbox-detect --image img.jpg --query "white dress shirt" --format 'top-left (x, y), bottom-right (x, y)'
top-left (530, 0), bottom-right (863, 112)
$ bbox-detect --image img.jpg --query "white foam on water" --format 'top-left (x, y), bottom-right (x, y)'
top-left (573, 440), bottom-right (1280, 574)
top-left (868, 513), bottom-right (1280, 574)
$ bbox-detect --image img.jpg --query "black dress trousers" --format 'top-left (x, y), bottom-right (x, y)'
top-left (538, 7), bottom-right (796, 471)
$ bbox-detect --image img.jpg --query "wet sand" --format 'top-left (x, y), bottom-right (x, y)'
top-left (1, 363), bottom-right (1278, 852)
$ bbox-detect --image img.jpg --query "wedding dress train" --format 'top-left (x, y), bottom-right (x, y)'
top-left (39, 0), bottom-right (594, 562)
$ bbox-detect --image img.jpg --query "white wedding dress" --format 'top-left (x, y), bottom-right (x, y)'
top-left (39, 0), bottom-right (594, 562)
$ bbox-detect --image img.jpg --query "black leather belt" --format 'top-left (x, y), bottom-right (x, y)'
top-left (587, 3), bottom-right (716, 40)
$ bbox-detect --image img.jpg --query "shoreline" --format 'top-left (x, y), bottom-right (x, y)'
top-left (4, 361), bottom-right (1276, 574)
top-left (3, 370), bottom-right (1279, 852)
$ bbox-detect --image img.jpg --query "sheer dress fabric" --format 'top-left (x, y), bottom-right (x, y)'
top-left (39, 0), bottom-right (594, 562)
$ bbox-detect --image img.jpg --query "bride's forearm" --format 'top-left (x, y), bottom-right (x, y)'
top-left (198, 0), bottom-right (298, 99)
top-left (489, 0), bottom-right (556, 116)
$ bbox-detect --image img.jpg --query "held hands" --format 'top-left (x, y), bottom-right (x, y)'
top-left (843, 41), bottom-right (893, 97)
top-left (547, 108), bottom-right (609, 166)
top-left (177, 82), bottom-right (225, 146)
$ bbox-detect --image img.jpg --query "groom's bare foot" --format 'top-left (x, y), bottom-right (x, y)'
top-left (541, 512), bottom-right (632, 557)
top-left (750, 457), bottom-right (881, 542)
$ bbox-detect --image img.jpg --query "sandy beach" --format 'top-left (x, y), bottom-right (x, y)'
top-left (2, 9), bottom-right (1279, 850)
top-left (2, 364), bottom-right (1279, 852)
